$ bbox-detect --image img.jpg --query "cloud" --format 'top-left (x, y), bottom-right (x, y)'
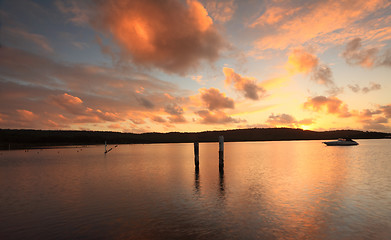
top-left (356, 104), bottom-right (391, 131)
top-left (342, 38), bottom-right (379, 68)
top-left (348, 82), bottom-right (382, 94)
top-left (168, 115), bottom-right (187, 123)
top-left (352, 82), bottom-right (381, 93)
top-left (266, 113), bottom-right (296, 126)
top-left (223, 67), bottom-right (267, 100)
top-left (16, 109), bottom-right (38, 121)
top-left (287, 48), bottom-right (334, 86)
top-left (266, 113), bottom-right (314, 128)
top-left (199, 87), bottom-right (234, 110)
top-left (196, 110), bottom-right (244, 124)
top-left (55, 0), bottom-right (90, 25)
top-left (50, 93), bottom-right (84, 115)
top-left (348, 84), bottom-right (361, 93)
top-left (137, 97), bottom-right (155, 109)
top-left (326, 86), bottom-right (344, 96)
top-left (287, 48), bottom-right (318, 74)
top-left (50, 93), bottom-right (122, 123)
top-left (342, 38), bottom-right (391, 68)
top-left (90, 0), bottom-right (226, 75)
top-left (303, 96), bottom-right (352, 117)
top-left (252, 0), bottom-right (387, 50)
top-left (151, 115), bottom-right (167, 123)
top-left (3, 27), bottom-right (53, 52)
top-left (165, 103), bottom-right (187, 123)
top-left (191, 75), bottom-right (206, 85)
top-left (206, 0), bottom-right (236, 23)
top-left (380, 104), bottom-right (391, 118)
top-left (0, 46), bottom-right (197, 131)
top-left (251, 6), bottom-right (300, 27)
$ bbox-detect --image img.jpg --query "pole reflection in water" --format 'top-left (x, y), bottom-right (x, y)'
top-left (219, 168), bottom-right (225, 198)
top-left (194, 166), bottom-right (200, 195)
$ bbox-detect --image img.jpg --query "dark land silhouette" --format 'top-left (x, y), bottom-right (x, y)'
top-left (1, 128), bottom-right (390, 150)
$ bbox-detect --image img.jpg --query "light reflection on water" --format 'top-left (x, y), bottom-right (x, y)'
top-left (1, 140), bottom-right (391, 239)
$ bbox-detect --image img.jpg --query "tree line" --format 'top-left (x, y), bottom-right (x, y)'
top-left (0, 128), bottom-right (389, 150)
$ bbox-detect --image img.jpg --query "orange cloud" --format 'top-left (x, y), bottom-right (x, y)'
top-left (356, 104), bottom-right (391, 131)
top-left (93, 0), bottom-right (225, 74)
top-left (223, 67), bottom-right (266, 100)
top-left (50, 93), bottom-right (122, 124)
top-left (196, 110), bottom-right (244, 124)
top-left (287, 48), bottom-right (334, 86)
top-left (253, 0), bottom-right (387, 50)
top-left (199, 87), bottom-right (234, 110)
top-left (303, 96), bottom-right (352, 117)
top-left (287, 49), bottom-right (318, 74)
top-left (16, 109), bottom-right (38, 121)
top-left (51, 93), bottom-right (84, 115)
top-left (251, 6), bottom-right (300, 27)
top-left (266, 113), bottom-right (314, 128)
top-left (151, 115), bottom-right (167, 123)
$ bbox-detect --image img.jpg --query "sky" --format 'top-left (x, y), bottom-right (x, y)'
top-left (0, 0), bottom-right (390, 133)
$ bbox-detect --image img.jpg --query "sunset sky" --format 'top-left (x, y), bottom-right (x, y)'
top-left (1, 0), bottom-right (391, 133)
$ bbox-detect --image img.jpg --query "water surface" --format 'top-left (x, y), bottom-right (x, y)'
top-left (1, 140), bottom-right (390, 239)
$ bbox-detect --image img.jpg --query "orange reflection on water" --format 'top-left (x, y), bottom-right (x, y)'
top-left (223, 141), bottom-right (351, 237)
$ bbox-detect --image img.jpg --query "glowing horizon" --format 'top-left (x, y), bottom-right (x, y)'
top-left (0, 0), bottom-right (390, 133)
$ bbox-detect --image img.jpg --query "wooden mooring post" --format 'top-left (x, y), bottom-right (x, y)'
top-left (219, 136), bottom-right (224, 170)
top-left (194, 142), bottom-right (199, 168)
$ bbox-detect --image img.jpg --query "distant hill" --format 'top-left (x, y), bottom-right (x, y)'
top-left (0, 128), bottom-right (390, 150)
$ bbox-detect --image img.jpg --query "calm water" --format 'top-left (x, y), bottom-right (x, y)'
top-left (1, 139), bottom-right (391, 239)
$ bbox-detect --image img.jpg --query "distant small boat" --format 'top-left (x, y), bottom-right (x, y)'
top-left (323, 138), bottom-right (358, 146)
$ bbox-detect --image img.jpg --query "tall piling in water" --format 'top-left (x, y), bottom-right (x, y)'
top-left (194, 142), bottom-right (199, 168)
top-left (219, 136), bottom-right (224, 171)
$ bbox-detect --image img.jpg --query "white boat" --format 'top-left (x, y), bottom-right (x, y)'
top-left (323, 138), bottom-right (358, 146)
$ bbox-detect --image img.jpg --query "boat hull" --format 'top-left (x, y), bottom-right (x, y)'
top-left (323, 141), bottom-right (358, 146)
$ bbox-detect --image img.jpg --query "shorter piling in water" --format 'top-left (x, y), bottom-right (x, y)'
top-left (194, 142), bottom-right (199, 168)
top-left (104, 141), bottom-right (112, 154)
top-left (219, 136), bottom-right (224, 170)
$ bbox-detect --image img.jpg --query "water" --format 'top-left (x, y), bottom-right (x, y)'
top-left (1, 139), bottom-right (390, 239)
